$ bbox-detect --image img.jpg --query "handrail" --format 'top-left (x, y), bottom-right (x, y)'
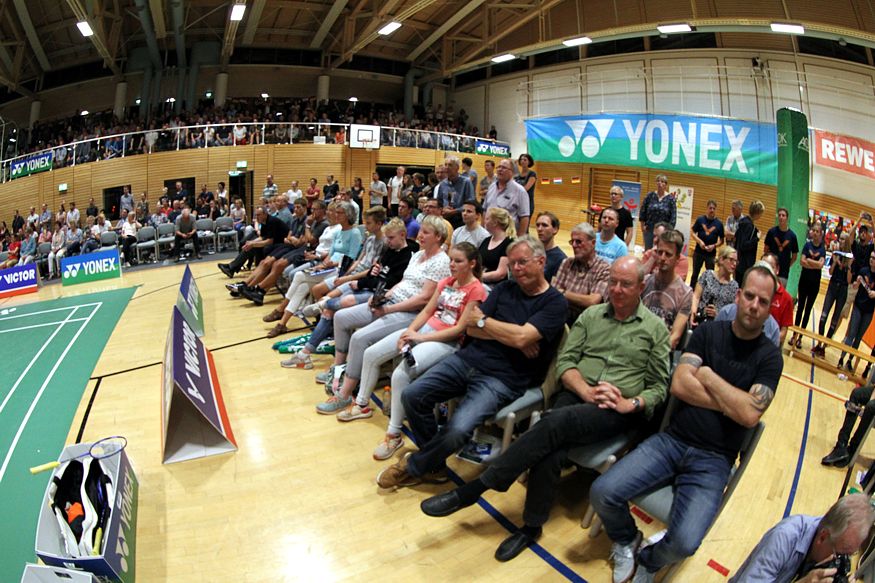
top-left (0, 122), bottom-right (504, 182)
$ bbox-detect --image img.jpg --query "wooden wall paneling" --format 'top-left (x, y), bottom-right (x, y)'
top-left (590, 166), bottom-right (641, 211)
top-left (72, 164), bottom-right (93, 209)
top-left (207, 146), bottom-right (234, 192)
top-left (50, 167), bottom-right (77, 216)
top-left (1, 175), bottom-right (38, 224)
top-left (348, 148), bottom-right (376, 188)
top-left (270, 144), bottom-right (346, 192)
top-left (535, 161), bottom-right (588, 229)
top-left (378, 146), bottom-right (439, 168)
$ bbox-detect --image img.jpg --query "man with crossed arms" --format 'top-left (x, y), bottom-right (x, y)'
top-left (590, 262), bottom-right (783, 582)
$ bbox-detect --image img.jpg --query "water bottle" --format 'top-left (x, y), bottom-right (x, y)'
top-left (381, 386), bottom-right (391, 416)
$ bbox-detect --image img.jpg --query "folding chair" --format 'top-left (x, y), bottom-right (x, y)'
top-left (99, 231), bottom-right (118, 250)
top-left (194, 218), bottom-right (216, 254)
top-left (156, 223), bottom-right (176, 258)
top-left (215, 216), bottom-right (238, 252)
top-left (135, 226), bottom-right (158, 263)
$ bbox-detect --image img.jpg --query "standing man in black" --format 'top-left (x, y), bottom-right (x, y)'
top-left (218, 206), bottom-right (289, 277)
top-left (689, 199), bottom-right (725, 289)
top-left (764, 207), bottom-right (799, 287)
top-left (734, 200), bottom-right (765, 283)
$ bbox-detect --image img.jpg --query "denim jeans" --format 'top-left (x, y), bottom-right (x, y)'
top-left (819, 285), bottom-right (847, 338)
top-left (403, 353), bottom-right (520, 477)
top-left (480, 390), bottom-right (638, 527)
top-left (589, 432), bottom-right (732, 573)
top-left (842, 306), bottom-right (875, 358)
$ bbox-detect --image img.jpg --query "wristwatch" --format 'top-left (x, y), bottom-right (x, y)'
top-left (476, 316), bottom-right (488, 329)
top-left (631, 397), bottom-right (641, 412)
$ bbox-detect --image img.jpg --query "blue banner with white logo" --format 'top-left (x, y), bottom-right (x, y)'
top-left (10, 151), bottom-right (53, 180)
top-left (61, 248), bottom-right (121, 286)
top-left (526, 114), bottom-right (778, 185)
top-left (475, 139), bottom-right (511, 158)
top-left (0, 263), bottom-right (38, 298)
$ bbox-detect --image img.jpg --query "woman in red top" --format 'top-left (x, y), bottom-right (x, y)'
top-left (305, 177), bottom-right (320, 212)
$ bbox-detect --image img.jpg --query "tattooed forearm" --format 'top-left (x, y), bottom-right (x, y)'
top-left (749, 383), bottom-right (775, 412)
top-left (678, 353), bottom-right (703, 369)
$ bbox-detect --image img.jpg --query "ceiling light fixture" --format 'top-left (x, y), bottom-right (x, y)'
top-left (349, 97), bottom-right (358, 102)
top-left (377, 22), bottom-right (402, 36)
top-left (230, 4), bottom-right (246, 21)
top-left (563, 36), bottom-right (592, 47)
top-left (656, 23), bottom-right (692, 34)
top-left (77, 21), bottom-right (94, 37)
top-left (491, 53), bottom-right (516, 63)
top-left (770, 23), bottom-right (805, 35)
top-left (80, 110), bottom-right (89, 116)
top-left (261, 93), bottom-right (269, 99)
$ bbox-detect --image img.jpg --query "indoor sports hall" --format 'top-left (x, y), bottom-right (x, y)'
top-left (1, 1), bottom-right (875, 582)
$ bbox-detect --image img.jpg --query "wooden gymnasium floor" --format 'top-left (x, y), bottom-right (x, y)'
top-left (4, 248), bottom-right (872, 582)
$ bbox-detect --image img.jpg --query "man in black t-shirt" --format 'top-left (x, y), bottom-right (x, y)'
top-left (850, 215), bottom-right (874, 280)
top-left (600, 185), bottom-right (634, 247)
top-left (591, 263), bottom-right (783, 583)
top-left (377, 236), bottom-right (568, 490)
top-left (764, 207), bottom-right (799, 285)
top-left (218, 206), bottom-right (289, 277)
top-left (689, 199), bottom-right (725, 289)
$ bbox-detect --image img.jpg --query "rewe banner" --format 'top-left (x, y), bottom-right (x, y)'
top-left (525, 114), bottom-right (778, 185)
top-left (814, 129), bottom-right (875, 180)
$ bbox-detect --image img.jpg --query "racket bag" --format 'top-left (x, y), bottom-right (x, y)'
top-left (82, 457), bottom-right (114, 556)
top-left (48, 459), bottom-right (86, 557)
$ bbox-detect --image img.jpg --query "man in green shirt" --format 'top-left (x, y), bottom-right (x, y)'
top-left (419, 256), bottom-right (670, 562)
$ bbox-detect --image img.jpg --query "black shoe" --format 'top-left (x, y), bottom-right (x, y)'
top-left (421, 490), bottom-right (473, 518)
top-left (864, 364), bottom-right (872, 379)
top-left (218, 263), bottom-right (234, 278)
top-left (846, 359), bottom-right (854, 372)
top-left (494, 529), bottom-right (541, 562)
top-left (227, 283), bottom-right (245, 297)
top-left (821, 443), bottom-right (849, 467)
top-left (241, 286), bottom-right (265, 306)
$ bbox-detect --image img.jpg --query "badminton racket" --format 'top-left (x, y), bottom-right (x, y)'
top-left (30, 436), bottom-right (127, 475)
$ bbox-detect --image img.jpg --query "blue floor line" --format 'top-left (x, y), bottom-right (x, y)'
top-left (370, 393), bottom-right (588, 582)
top-left (783, 320), bottom-right (817, 518)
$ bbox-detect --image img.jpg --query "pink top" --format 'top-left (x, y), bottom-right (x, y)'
top-left (426, 276), bottom-right (488, 332)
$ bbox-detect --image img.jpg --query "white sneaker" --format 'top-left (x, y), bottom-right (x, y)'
top-left (280, 352), bottom-right (313, 369)
top-left (611, 530), bottom-right (643, 583)
top-left (373, 434), bottom-right (404, 460)
top-left (631, 566), bottom-right (655, 583)
top-left (301, 302), bottom-right (323, 317)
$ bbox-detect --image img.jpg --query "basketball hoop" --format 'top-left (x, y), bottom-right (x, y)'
top-left (362, 139), bottom-right (377, 151)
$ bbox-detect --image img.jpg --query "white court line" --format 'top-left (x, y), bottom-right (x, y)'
top-left (0, 302), bottom-right (101, 323)
top-left (0, 302), bottom-right (101, 485)
top-left (0, 318), bottom-right (91, 335)
top-left (0, 304), bottom-right (86, 418)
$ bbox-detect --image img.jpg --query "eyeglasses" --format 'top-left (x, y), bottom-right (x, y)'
top-left (509, 257), bottom-right (537, 268)
top-left (569, 239), bottom-right (587, 246)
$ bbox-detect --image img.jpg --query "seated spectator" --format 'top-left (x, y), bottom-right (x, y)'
top-left (553, 222), bottom-right (610, 325)
top-left (38, 224), bottom-right (52, 244)
top-left (136, 193), bottom-right (150, 223)
top-left (821, 383), bottom-right (875, 468)
top-left (218, 206), bottom-right (289, 278)
top-left (80, 217), bottom-right (102, 254)
top-left (17, 227), bottom-right (37, 265)
top-left (336, 190), bottom-right (359, 225)
top-left (420, 257), bottom-right (669, 561)
top-left (296, 217), bottom-right (449, 411)
top-left (642, 229), bottom-right (693, 350)
top-left (595, 208), bottom-right (629, 264)
top-left (368, 243), bottom-right (486, 458)
top-left (590, 263), bottom-right (783, 583)
top-left (759, 253), bottom-right (794, 345)
top-left (59, 221), bottom-right (83, 261)
top-left (479, 207), bottom-right (514, 285)
top-left (398, 195), bottom-right (419, 239)
top-left (120, 212), bottom-right (142, 266)
top-left (55, 203), bottom-right (67, 228)
top-left (642, 222), bottom-right (689, 280)
top-left (730, 493), bottom-right (873, 582)
top-left (273, 218), bottom-right (411, 360)
top-left (1, 233), bottom-right (21, 269)
top-left (535, 211), bottom-right (566, 282)
top-left (243, 201), bottom-right (361, 306)
top-left (690, 246), bottom-right (738, 328)
top-left (376, 235), bottom-right (567, 489)
top-left (451, 201), bottom-right (489, 248)
top-left (422, 198), bottom-right (455, 250)
top-left (228, 199), bottom-right (310, 300)
top-left (39, 204), bottom-right (52, 229)
top-left (174, 208), bottom-right (201, 262)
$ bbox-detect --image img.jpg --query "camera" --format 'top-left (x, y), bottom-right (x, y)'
top-left (400, 343), bottom-right (416, 368)
top-left (695, 303), bottom-right (714, 325)
top-left (370, 278), bottom-right (390, 307)
top-left (812, 554), bottom-right (851, 583)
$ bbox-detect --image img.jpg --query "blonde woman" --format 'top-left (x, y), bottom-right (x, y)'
top-left (690, 246), bottom-right (738, 326)
top-left (479, 207), bottom-right (515, 284)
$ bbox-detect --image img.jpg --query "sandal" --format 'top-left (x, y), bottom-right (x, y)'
top-left (266, 323), bottom-right (291, 338)
top-left (262, 309), bottom-right (284, 323)
top-left (795, 337), bottom-right (802, 349)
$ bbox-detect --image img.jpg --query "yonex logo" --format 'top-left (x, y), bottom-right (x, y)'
top-left (63, 263), bottom-right (80, 279)
top-left (558, 119), bottom-right (615, 158)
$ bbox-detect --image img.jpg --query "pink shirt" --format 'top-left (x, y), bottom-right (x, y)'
top-left (426, 276), bottom-right (488, 332)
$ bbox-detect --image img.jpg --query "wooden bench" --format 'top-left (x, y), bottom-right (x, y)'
top-left (786, 325), bottom-right (875, 385)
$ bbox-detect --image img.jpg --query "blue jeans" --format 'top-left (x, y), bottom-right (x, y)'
top-left (842, 306), bottom-right (874, 354)
top-left (589, 432), bottom-right (732, 573)
top-left (402, 353), bottom-right (520, 477)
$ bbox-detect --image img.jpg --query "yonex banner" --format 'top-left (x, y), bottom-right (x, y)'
top-left (475, 139), bottom-right (511, 158)
top-left (61, 248), bottom-right (121, 286)
top-left (162, 306), bottom-right (236, 464)
top-left (0, 263), bottom-right (38, 298)
top-left (176, 265), bottom-right (205, 336)
top-left (525, 114), bottom-right (778, 185)
top-left (10, 151), bottom-right (53, 180)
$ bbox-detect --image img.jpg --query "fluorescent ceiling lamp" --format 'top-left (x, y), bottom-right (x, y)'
top-left (349, 96), bottom-right (358, 102)
top-left (80, 110), bottom-right (89, 116)
top-left (770, 22), bottom-right (805, 34)
top-left (261, 93), bottom-right (269, 99)
top-left (166, 97), bottom-right (176, 103)
top-left (656, 23), bottom-right (692, 34)
top-left (8, 138), bottom-right (15, 143)
top-left (377, 21), bottom-right (402, 36)
top-left (77, 21), bottom-right (94, 37)
top-left (135, 98), bottom-right (141, 105)
top-left (563, 36), bottom-right (592, 47)
top-left (205, 91), bottom-right (213, 98)
top-left (230, 4), bottom-right (246, 21)
top-left (491, 53), bottom-right (516, 63)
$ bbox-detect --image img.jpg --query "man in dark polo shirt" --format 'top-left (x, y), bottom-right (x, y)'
top-left (218, 206), bottom-right (289, 277)
top-left (689, 199), bottom-right (725, 289)
top-left (174, 208), bottom-right (201, 261)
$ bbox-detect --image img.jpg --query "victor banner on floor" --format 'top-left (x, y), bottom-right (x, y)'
top-left (525, 113), bottom-right (778, 185)
top-left (776, 108), bottom-right (811, 298)
top-left (0, 263), bottom-right (38, 298)
top-left (176, 265), bottom-right (205, 337)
